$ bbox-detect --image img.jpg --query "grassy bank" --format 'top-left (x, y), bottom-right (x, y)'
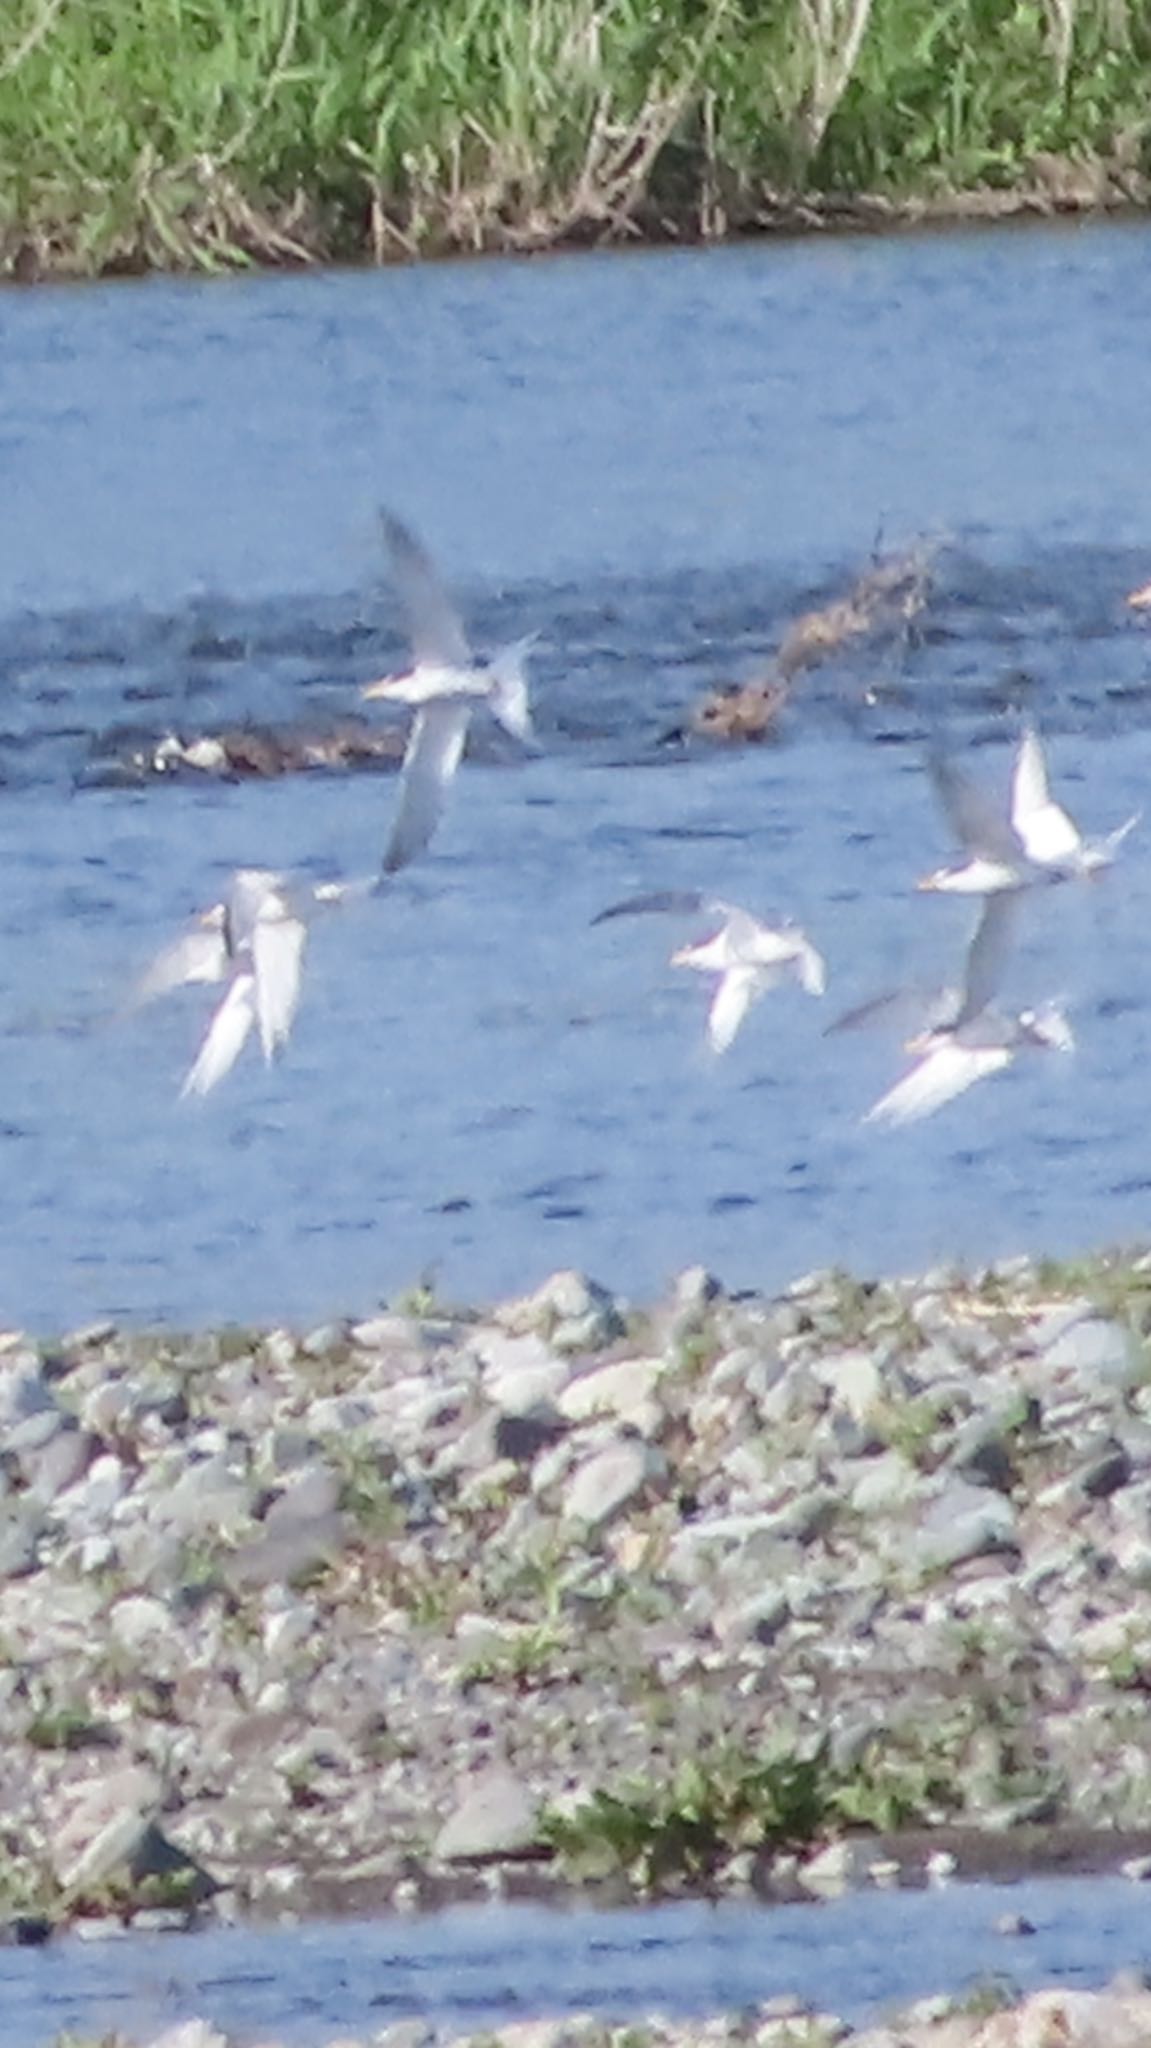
top-left (0, 0), bottom-right (1148, 276)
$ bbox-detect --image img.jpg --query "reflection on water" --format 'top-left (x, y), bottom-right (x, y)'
top-left (0, 221), bottom-right (1150, 1328)
top-left (4, 1877), bottom-right (1151, 2046)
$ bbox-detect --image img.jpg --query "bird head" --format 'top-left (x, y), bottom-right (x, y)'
top-left (362, 669), bottom-right (412, 701)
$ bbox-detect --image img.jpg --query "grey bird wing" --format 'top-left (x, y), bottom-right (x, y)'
top-left (827, 977), bottom-right (967, 1037)
top-left (928, 749), bottom-right (1021, 862)
top-left (132, 915), bottom-right (228, 1007)
top-left (953, 892), bottom-right (1020, 1030)
top-left (381, 510), bottom-right (472, 669)
top-left (381, 698), bottom-right (471, 876)
top-left (591, 890), bottom-right (717, 928)
top-left (252, 904), bottom-right (307, 1061)
top-left (180, 974), bottom-right (257, 1097)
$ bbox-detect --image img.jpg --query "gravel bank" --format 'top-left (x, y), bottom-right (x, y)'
top-left (7, 1249), bottom-right (1151, 1936)
top-left (46, 1980), bottom-right (1151, 2047)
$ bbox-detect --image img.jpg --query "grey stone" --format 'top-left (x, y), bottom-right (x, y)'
top-left (949, 1416), bottom-right (1018, 1492)
top-left (561, 1438), bottom-right (668, 1529)
top-left (20, 1422), bottom-right (92, 1504)
top-left (811, 1348), bottom-right (884, 1424)
top-left (851, 1452), bottom-right (923, 1515)
top-left (918, 1479), bottom-right (1019, 1570)
top-left (476, 1331), bottom-right (572, 1413)
top-left (1076, 1436), bottom-right (1133, 1500)
top-left (558, 1357), bottom-right (666, 1427)
top-left (0, 1503), bottom-right (41, 1578)
top-left (434, 1766), bottom-right (540, 1861)
top-left (143, 2022), bottom-right (230, 2048)
top-left (371, 2024), bottom-right (437, 2048)
top-left (1040, 1312), bottom-right (1137, 1389)
top-left (673, 1265), bottom-right (723, 1314)
top-left (49, 1765), bottom-right (162, 1891)
top-left (713, 1588), bottom-right (790, 1648)
top-left (494, 1408), bottom-right (566, 1463)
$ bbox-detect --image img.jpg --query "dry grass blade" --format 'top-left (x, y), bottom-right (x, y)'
top-left (795, 0), bottom-right (876, 157)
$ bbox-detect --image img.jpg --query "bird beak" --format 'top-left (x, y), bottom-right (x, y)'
top-left (362, 672), bottom-right (401, 700)
top-left (915, 873), bottom-right (939, 892)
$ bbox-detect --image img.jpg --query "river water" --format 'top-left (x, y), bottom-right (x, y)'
top-left (2, 220), bottom-right (1151, 1329)
top-left (7, 1876), bottom-right (1151, 2045)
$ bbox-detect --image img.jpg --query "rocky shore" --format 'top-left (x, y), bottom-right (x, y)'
top-left (8, 1248), bottom-right (1151, 1951)
top-left (49, 1981), bottom-right (1151, 2048)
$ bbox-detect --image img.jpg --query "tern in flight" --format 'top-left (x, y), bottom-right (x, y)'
top-left (831, 894), bottom-right (1074, 1127)
top-left (593, 891), bottom-right (825, 1053)
top-left (136, 867), bottom-right (364, 1097)
top-left (918, 727), bottom-right (1138, 894)
top-left (362, 512), bottom-right (536, 876)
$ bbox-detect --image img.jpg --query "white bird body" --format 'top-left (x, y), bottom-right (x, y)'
top-left (855, 894), bottom-right (1073, 1127)
top-left (363, 513), bottom-right (535, 875)
top-left (593, 891), bottom-right (825, 1053)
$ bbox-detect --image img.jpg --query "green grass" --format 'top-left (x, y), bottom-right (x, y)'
top-left (0, 0), bottom-right (1147, 274)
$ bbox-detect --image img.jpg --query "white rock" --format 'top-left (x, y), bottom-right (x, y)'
top-left (811, 1348), bottom-right (884, 1422)
top-left (561, 1437), bottom-right (668, 1530)
top-left (558, 1357), bottom-right (665, 1427)
top-left (434, 1765), bottom-right (540, 1861)
top-left (110, 1594), bottom-right (172, 1654)
top-left (49, 1764), bottom-right (162, 1891)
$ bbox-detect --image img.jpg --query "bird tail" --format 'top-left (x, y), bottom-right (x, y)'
top-left (1102, 812), bottom-right (1141, 860)
top-left (487, 634), bottom-right (537, 741)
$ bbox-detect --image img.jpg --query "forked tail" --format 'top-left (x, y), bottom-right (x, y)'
top-left (487, 633), bottom-right (538, 742)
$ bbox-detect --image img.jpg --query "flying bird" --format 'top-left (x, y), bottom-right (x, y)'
top-left (841, 894), bottom-right (1074, 1127)
top-left (362, 512), bottom-right (536, 876)
top-left (136, 867), bottom-right (365, 1097)
top-left (593, 891), bottom-right (825, 1053)
top-left (918, 727), bottom-right (1137, 894)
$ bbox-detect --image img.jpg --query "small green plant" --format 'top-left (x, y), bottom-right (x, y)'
top-left (541, 1743), bottom-right (835, 1889)
top-left (25, 1709), bottom-right (111, 1753)
top-left (459, 1620), bottom-right (571, 1690)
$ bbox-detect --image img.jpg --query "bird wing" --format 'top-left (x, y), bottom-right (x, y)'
top-left (792, 934), bottom-right (827, 996)
top-left (953, 892), bottom-right (1019, 1030)
top-left (252, 903), bottom-right (307, 1061)
top-left (381, 699), bottom-right (471, 876)
top-left (706, 966), bottom-right (761, 1053)
top-left (132, 916), bottom-right (228, 1006)
top-left (180, 974), bottom-right (257, 1097)
top-left (928, 749), bottom-right (1020, 861)
top-left (826, 983), bottom-right (960, 1038)
top-left (591, 890), bottom-right (712, 928)
top-left (864, 1040), bottom-right (1010, 1127)
top-left (381, 510), bottom-right (472, 669)
top-left (1010, 728), bottom-right (1082, 864)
